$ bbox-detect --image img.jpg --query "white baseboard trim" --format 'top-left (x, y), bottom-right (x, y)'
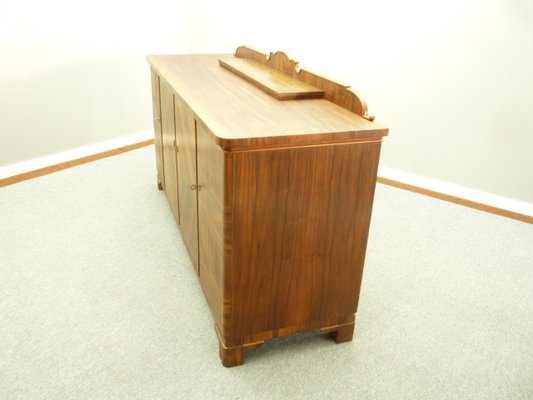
top-left (0, 131), bottom-right (153, 180)
top-left (2, 138), bottom-right (531, 219)
top-left (378, 166), bottom-right (533, 218)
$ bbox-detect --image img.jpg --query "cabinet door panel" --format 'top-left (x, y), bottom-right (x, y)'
top-left (197, 120), bottom-right (225, 329)
top-left (150, 70), bottom-right (164, 189)
top-left (160, 79), bottom-right (179, 222)
top-left (175, 95), bottom-right (199, 273)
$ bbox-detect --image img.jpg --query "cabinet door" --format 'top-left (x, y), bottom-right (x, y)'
top-left (160, 79), bottom-right (179, 222)
top-left (150, 69), bottom-right (164, 189)
top-left (174, 94), bottom-right (198, 273)
top-left (196, 120), bottom-right (225, 329)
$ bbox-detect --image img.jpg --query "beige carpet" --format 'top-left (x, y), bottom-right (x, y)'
top-left (1, 145), bottom-right (532, 399)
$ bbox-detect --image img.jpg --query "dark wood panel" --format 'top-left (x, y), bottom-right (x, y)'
top-left (174, 94), bottom-right (199, 273)
top-left (319, 142), bottom-right (382, 319)
top-left (197, 120), bottom-right (225, 330)
top-left (150, 69), bottom-right (164, 189)
top-left (229, 141), bottom-right (381, 343)
top-left (160, 79), bottom-right (179, 222)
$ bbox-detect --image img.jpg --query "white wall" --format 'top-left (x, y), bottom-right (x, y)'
top-left (187, 0), bottom-right (533, 205)
top-left (0, 0), bottom-right (193, 166)
top-left (1, 0), bottom-right (532, 206)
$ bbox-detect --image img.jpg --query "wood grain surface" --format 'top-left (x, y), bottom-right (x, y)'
top-left (150, 70), bottom-right (165, 190)
top-left (147, 54), bottom-right (387, 151)
top-left (174, 93), bottom-right (199, 273)
top-left (159, 78), bottom-right (180, 223)
top-left (197, 119), bottom-right (226, 330)
top-left (229, 141), bottom-right (381, 343)
top-left (148, 51), bottom-right (388, 367)
top-left (234, 46), bottom-right (375, 120)
top-left (218, 56), bottom-right (324, 100)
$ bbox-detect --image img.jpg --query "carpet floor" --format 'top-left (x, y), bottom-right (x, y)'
top-left (1, 145), bottom-right (532, 399)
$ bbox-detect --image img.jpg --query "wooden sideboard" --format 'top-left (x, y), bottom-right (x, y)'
top-left (147, 47), bottom-right (388, 367)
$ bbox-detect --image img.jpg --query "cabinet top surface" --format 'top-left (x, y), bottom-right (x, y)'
top-left (147, 54), bottom-right (388, 150)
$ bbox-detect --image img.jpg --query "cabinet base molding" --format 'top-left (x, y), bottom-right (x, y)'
top-left (215, 315), bottom-right (356, 367)
top-left (215, 325), bottom-right (264, 368)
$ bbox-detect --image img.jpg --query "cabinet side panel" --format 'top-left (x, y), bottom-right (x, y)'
top-left (160, 79), bottom-right (180, 222)
top-left (319, 142), bottom-right (382, 319)
top-left (197, 120), bottom-right (225, 330)
top-left (175, 94), bottom-right (199, 273)
top-left (150, 70), bottom-right (164, 188)
top-left (230, 141), bottom-right (381, 342)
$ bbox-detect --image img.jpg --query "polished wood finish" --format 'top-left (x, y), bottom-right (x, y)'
top-left (218, 56), bottom-right (324, 100)
top-left (174, 94), bottom-right (199, 273)
top-left (159, 78), bottom-right (179, 223)
top-left (197, 119), bottom-right (225, 327)
top-left (228, 142), bottom-right (381, 343)
top-left (150, 70), bottom-right (165, 190)
top-left (148, 48), bottom-right (389, 367)
top-left (146, 53), bottom-right (386, 151)
top-left (233, 46), bottom-right (375, 120)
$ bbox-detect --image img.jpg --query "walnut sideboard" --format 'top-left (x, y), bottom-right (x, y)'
top-left (147, 47), bottom-right (388, 367)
